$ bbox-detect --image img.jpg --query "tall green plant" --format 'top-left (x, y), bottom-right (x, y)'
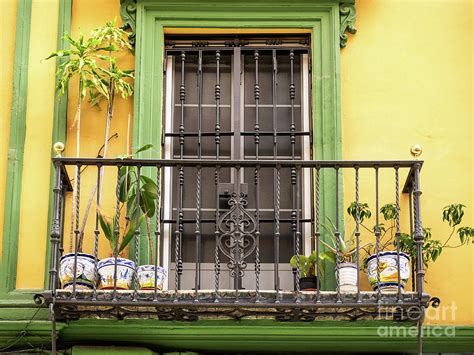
top-left (98, 144), bottom-right (158, 260)
top-left (46, 31), bottom-right (115, 253)
top-left (90, 19), bottom-right (133, 162)
top-left (77, 20), bottom-right (134, 251)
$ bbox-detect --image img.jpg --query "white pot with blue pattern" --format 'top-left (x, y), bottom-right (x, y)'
top-left (137, 265), bottom-right (167, 290)
top-left (59, 252), bottom-right (96, 289)
top-left (97, 257), bottom-right (136, 290)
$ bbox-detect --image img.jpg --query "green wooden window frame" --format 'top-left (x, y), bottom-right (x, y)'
top-left (127, 0), bottom-right (356, 288)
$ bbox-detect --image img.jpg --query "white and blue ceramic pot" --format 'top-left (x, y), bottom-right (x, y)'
top-left (59, 252), bottom-right (96, 289)
top-left (336, 262), bottom-right (358, 293)
top-left (97, 257), bottom-right (136, 290)
top-left (137, 265), bottom-right (167, 290)
top-left (366, 251), bottom-right (410, 292)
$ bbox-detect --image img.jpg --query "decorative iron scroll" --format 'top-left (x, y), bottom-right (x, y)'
top-left (217, 192), bottom-right (257, 278)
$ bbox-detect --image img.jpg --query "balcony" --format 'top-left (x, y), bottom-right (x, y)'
top-left (37, 157), bottom-right (433, 324)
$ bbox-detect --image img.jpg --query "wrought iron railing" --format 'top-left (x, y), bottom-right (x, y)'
top-left (37, 157), bottom-right (434, 327)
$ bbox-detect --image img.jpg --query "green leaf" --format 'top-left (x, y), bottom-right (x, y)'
top-left (347, 202), bottom-right (371, 223)
top-left (118, 166), bottom-right (132, 203)
top-left (119, 214), bottom-right (145, 253)
top-left (380, 203), bottom-right (398, 221)
top-left (98, 212), bottom-right (118, 253)
top-left (443, 204), bottom-right (466, 227)
top-left (139, 192), bottom-right (156, 217)
top-left (134, 144), bottom-right (153, 155)
top-left (320, 250), bottom-right (336, 264)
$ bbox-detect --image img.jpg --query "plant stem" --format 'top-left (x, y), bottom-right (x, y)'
top-left (442, 227), bottom-right (456, 247)
top-left (77, 184), bottom-right (98, 252)
top-left (145, 215), bottom-right (154, 265)
top-left (69, 80), bottom-right (83, 252)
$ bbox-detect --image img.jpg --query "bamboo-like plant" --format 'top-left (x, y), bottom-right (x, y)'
top-left (90, 19), bottom-right (133, 162)
top-left (77, 20), bottom-right (134, 251)
top-left (46, 32), bottom-right (115, 253)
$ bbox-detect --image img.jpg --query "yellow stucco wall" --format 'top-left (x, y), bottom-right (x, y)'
top-left (15, 0), bottom-right (60, 289)
top-left (2, 0), bottom-right (471, 325)
top-left (341, 0), bottom-right (473, 324)
top-left (0, 0), bottom-right (18, 260)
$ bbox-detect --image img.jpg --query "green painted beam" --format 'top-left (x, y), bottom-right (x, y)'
top-left (0, 319), bottom-right (472, 353)
top-left (0, 0), bottom-right (33, 296)
top-left (72, 346), bottom-right (155, 354)
top-left (0, 321), bottom-right (65, 353)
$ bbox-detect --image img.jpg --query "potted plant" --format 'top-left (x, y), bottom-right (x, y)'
top-left (47, 30), bottom-right (113, 289)
top-left (356, 202), bottom-right (473, 293)
top-left (117, 150), bottom-right (167, 290)
top-left (48, 21), bottom-right (134, 289)
top-left (320, 213), bottom-right (373, 293)
top-left (77, 20), bottom-right (134, 252)
top-left (346, 202), bottom-right (411, 293)
top-left (97, 209), bottom-right (143, 289)
top-left (97, 144), bottom-right (167, 290)
top-left (289, 251), bottom-right (331, 290)
top-left (96, 145), bottom-right (149, 290)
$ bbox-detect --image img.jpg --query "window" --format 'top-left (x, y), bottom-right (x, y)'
top-left (161, 36), bottom-right (313, 290)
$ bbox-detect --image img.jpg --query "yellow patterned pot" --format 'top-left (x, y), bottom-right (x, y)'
top-left (137, 265), bottom-right (167, 290)
top-left (366, 251), bottom-right (410, 292)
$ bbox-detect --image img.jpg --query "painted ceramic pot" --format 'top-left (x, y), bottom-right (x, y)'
top-left (366, 251), bottom-right (410, 292)
top-left (58, 252), bottom-right (96, 290)
top-left (137, 265), bottom-right (167, 290)
top-left (97, 257), bottom-right (136, 290)
top-left (336, 262), bottom-right (358, 293)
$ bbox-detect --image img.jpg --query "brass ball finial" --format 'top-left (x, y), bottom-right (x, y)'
top-left (410, 144), bottom-right (422, 159)
top-left (53, 142), bottom-right (65, 157)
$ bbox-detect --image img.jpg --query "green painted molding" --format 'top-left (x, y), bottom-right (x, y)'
top-left (0, 319), bottom-right (472, 353)
top-left (121, 0), bottom-right (356, 48)
top-left (340, 3), bottom-right (357, 47)
top-left (0, 0), bottom-right (33, 296)
top-left (43, 0), bottom-right (73, 290)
